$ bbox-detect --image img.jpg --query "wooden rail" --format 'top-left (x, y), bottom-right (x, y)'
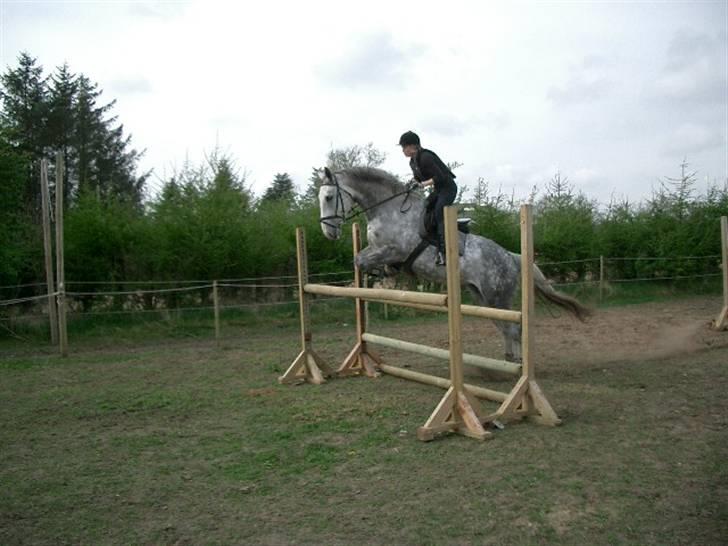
top-left (366, 298), bottom-right (522, 323)
top-left (362, 333), bottom-right (521, 375)
top-left (304, 283), bottom-right (447, 307)
top-left (377, 363), bottom-right (508, 403)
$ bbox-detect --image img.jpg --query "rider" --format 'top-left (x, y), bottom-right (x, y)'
top-left (399, 131), bottom-right (457, 266)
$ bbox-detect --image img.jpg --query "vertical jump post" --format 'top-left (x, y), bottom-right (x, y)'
top-left (714, 216), bottom-right (728, 331)
top-left (278, 227), bottom-right (332, 384)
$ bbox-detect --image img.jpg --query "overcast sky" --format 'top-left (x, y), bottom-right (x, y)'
top-left (2, 0), bottom-right (726, 204)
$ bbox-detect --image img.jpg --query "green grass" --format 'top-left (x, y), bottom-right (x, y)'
top-left (1, 295), bottom-right (727, 545)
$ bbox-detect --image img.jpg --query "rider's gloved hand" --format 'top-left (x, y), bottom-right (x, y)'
top-left (406, 179), bottom-right (421, 191)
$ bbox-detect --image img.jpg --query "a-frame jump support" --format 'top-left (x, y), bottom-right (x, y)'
top-left (484, 204), bottom-right (561, 427)
top-left (336, 223), bottom-right (383, 378)
top-left (278, 227), bottom-right (332, 384)
top-left (417, 207), bottom-right (492, 441)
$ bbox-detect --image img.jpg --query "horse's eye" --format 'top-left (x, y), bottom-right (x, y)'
top-left (325, 195), bottom-right (333, 202)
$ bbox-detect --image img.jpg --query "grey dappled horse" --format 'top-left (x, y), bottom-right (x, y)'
top-left (317, 166), bottom-right (589, 365)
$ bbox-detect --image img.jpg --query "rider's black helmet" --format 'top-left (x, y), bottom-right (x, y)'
top-left (398, 131), bottom-right (420, 147)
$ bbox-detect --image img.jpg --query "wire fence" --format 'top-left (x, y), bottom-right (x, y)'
top-left (1, 253), bottom-right (725, 350)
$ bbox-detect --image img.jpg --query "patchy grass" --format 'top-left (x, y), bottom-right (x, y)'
top-left (1, 296), bottom-right (727, 545)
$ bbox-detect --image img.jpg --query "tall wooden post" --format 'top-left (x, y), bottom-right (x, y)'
top-left (417, 206), bottom-right (491, 441)
top-left (713, 216), bottom-right (728, 330)
top-left (337, 222), bottom-right (381, 377)
top-left (55, 153), bottom-right (69, 357)
top-left (489, 204), bottom-right (560, 426)
top-left (279, 228), bottom-right (331, 384)
top-left (213, 280), bottom-right (220, 345)
top-left (521, 205), bottom-right (535, 381)
top-left (40, 160), bottom-right (58, 344)
top-left (599, 255), bottom-right (605, 304)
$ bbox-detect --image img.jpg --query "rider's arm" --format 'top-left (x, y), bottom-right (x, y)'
top-left (419, 152), bottom-right (450, 189)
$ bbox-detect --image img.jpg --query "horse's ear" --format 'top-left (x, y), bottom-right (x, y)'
top-left (324, 166), bottom-right (333, 181)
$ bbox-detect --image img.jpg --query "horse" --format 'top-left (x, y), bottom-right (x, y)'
top-left (317, 166), bottom-right (590, 365)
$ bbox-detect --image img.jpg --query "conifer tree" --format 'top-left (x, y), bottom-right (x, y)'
top-left (261, 172), bottom-right (296, 205)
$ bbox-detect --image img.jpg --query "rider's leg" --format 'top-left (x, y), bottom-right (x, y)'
top-left (433, 188), bottom-right (456, 265)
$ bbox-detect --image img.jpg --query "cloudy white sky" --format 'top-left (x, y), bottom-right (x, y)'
top-left (2, 0), bottom-right (727, 203)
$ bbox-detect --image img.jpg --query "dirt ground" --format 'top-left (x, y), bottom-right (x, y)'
top-left (1, 295), bottom-right (727, 545)
top-left (371, 294), bottom-right (727, 377)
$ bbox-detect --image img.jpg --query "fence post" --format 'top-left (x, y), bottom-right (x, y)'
top-left (599, 255), bottom-right (605, 304)
top-left (213, 280), bottom-right (220, 345)
top-left (40, 160), bottom-right (58, 344)
top-left (713, 216), bottom-right (728, 330)
top-left (55, 153), bottom-right (68, 357)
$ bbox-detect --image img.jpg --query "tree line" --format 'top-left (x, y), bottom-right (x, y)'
top-left (1, 53), bottom-right (727, 301)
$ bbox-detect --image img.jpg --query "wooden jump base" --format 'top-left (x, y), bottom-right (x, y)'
top-left (280, 205), bottom-right (560, 442)
top-left (713, 216), bottom-right (728, 331)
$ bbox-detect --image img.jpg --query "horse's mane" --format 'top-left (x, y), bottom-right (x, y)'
top-left (341, 167), bottom-right (405, 196)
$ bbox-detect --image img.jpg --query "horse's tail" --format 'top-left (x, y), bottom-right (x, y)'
top-left (532, 263), bottom-right (592, 322)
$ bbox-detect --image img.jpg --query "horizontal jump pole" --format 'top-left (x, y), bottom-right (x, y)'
top-left (304, 283), bottom-right (447, 307)
top-left (362, 333), bottom-right (521, 376)
top-left (367, 298), bottom-right (522, 323)
top-left (378, 363), bottom-right (508, 403)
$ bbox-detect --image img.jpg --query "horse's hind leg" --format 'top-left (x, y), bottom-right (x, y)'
top-left (497, 320), bottom-right (522, 363)
top-left (466, 283), bottom-right (522, 365)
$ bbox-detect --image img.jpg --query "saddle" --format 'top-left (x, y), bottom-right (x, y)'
top-left (399, 209), bottom-right (470, 275)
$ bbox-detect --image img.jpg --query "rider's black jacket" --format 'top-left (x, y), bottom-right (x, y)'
top-left (409, 148), bottom-right (457, 193)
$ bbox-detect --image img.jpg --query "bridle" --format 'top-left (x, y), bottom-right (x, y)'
top-left (319, 171), bottom-right (416, 231)
top-left (319, 172), bottom-right (353, 231)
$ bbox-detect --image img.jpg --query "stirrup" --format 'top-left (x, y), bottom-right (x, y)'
top-left (435, 251), bottom-right (446, 266)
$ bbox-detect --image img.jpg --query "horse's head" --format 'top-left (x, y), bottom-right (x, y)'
top-left (318, 167), bottom-right (354, 240)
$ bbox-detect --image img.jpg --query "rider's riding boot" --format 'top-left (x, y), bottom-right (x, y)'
top-left (435, 235), bottom-right (446, 266)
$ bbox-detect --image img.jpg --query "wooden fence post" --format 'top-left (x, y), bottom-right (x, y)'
top-left (55, 153), bottom-right (68, 357)
top-left (40, 160), bottom-right (58, 345)
top-left (713, 216), bottom-right (728, 330)
top-left (599, 255), bottom-right (605, 304)
top-left (213, 280), bottom-right (220, 344)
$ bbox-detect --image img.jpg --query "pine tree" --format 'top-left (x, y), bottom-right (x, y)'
top-left (301, 167), bottom-right (324, 205)
top-left (0, 53), bottom-right (148, 208)
top-left (208, 152), bottom-right (252, 210)
top-left (261, 172), bottom-right (296, 204)
top-left (0, 52), bottom-right (48, 208)
top-left (46, 63), bottom-right (78, 183)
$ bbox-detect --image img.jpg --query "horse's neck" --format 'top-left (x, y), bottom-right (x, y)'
top-left (342, 181), bottom-right (381, 211)
top-left (343, 181), bottom-right (423, 236)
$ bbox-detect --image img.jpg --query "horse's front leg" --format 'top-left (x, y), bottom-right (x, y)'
top-left (355, 244), bottom-right (404, 274)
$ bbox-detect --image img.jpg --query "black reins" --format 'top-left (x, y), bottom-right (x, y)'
top-left (319, 172), bottom-right (415, 230)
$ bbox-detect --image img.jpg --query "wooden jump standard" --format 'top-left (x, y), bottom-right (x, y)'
top-left (280, 205), bottom-right (560, 441)
top-left (713, 216), bottom-right (728, 331)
